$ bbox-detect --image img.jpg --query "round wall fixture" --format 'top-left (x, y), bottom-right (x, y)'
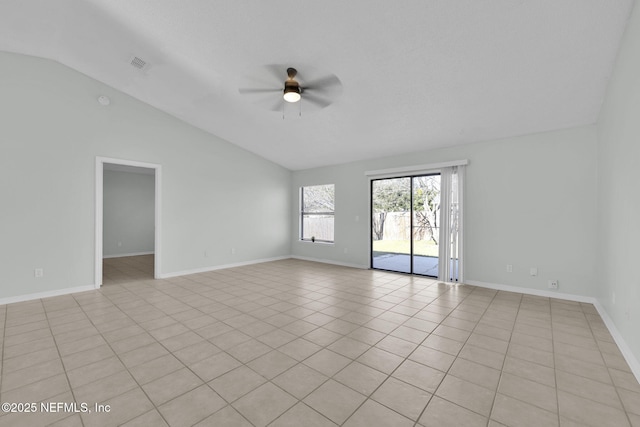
top-left (97, 95), bottom-right (111, 106)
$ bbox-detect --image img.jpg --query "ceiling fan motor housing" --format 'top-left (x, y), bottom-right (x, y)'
top-left (284, 80), bottom-right (300, 94)
top-left (284, 67), bottom-right (301, 99)
top-left (283, 70), bottom-right (301, 102)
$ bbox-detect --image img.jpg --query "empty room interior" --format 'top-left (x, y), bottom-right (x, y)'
top-left (1, 1), bottom-right (640, 426)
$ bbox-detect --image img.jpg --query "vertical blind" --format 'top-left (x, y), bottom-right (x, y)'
top-left (438, 165), bottom-right (465, 283)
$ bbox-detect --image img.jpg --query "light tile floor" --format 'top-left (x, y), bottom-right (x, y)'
top-left (0, 257), bottom-right (639, 426)
top-left (103, 255), bottom-right (155, 285)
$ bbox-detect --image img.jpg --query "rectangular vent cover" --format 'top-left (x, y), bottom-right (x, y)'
top-left (130, 56), bottom-right (149, 71)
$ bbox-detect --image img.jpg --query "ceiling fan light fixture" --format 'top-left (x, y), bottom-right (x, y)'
top-left (283, 85), bottom-right (301, 103)
top-left (239, 65), bottom-right (340, 111)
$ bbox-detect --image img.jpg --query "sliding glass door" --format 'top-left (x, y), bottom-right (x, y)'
top-left (412, 175), bottom-right (441, 276)
top-left (371, 178), bottom-right (412, 273)
top-left (371, 174), bottom-right (441, 277)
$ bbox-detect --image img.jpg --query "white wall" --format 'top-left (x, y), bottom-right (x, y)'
top-left (103, 169), bottom-right (155, 257)
top-left (0, 51), bottom-right (291, 299)
top-left (597, 0), bottom-right (640, 367)
top-left (292, 126), bottom-right (599, 298)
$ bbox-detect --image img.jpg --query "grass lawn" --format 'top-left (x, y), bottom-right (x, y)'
top-left (372, 239), bottom-right (439, 257)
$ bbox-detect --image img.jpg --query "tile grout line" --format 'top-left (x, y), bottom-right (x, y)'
top-left (411, 286), bottom-right (512, 427)
top-left (506, 299), bottom-right (571, 419)
top-left (96, 277), bottom-right (300, 426)
top-left (216, 268), bottom-right (398, 426)
top-left (70, 289), bottom-right (177, 427)
top-left (259, 284), bottom-right (422, 425)
top-left (400, 285), bottom-right (475, 427)
top-left (41, 298), bottom-right (87, 427)
top-left (336, 282), bottom-right (492, 426)
top-left (580, 302), bottom-right (634, 427)
top-left (2, 259), bottom-right (639, 426)
top-left (550, 300), bottom-right (561, 427)
top-left (0, 311), bottom-right (59, 388)
top-left (101, 282), bottom-right (268, 426)
top-left (264, 276), bottom-right (448, 426)
top-left (247, 285), bottom-right (400, 426)
top-left (108, 268), bottom-right (638, 424)
top-left (0, 304), bottom-right (7, 415)
top-left (485, 291), bottom-right (523, 427)
top-left (106, 278), bottom-right (261, 423)
top-left (345, 280), bottom-right (456, 426)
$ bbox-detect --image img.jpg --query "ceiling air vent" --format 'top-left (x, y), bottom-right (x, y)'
top-left (129, 56), bottom-right (150, 72)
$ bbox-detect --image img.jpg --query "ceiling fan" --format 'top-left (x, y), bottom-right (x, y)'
top-left (238, 65), bottom-right (342, 112)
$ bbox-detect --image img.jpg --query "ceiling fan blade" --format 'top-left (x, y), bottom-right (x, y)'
top-left (302, 74), bottom-right (341, 91)
top-left (239, 88), bottom-right (281, 95)
top-left (303, 92), bottom-right (331, 108)
top-left (264, 64), bottom-right (286, 83)
top-left (267, 98), bottom-right (284, 112)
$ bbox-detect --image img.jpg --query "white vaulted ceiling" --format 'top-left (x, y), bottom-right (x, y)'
top-left (0, 1), bottom-right (634, 170)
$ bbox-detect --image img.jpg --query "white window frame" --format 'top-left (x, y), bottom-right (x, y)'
top-left (300, 184), bottom-right (335, 243)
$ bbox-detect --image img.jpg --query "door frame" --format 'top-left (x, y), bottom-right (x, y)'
top-left (95, 156), bottom-right (162, 288)
top-left (369, 173), bottom-right (440, 277)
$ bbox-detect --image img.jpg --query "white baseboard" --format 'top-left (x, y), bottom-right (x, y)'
top-left (593, 300), bottom-right (640, 383)
top-left (291, 255), bottom-right (369, 270)
top-left (103, 251), bottom-right (154, 259)
top-left (157, 255), bottom-right (291, 278)
top-left (0, 285), bottom-right (96, 306)
top-left (466, 279), bottom-right (640, 384)
top-left (465, 280), bottom-right (596, 303)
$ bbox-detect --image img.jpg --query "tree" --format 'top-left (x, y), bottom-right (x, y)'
top-left (302, 184), bottom-right (334, 212)
top-left (372, 178), bottom-right (411, 240)
top-left (371, 176), bottom-right (442, 243)
top-left (413, 176), bottom-right (440, 244)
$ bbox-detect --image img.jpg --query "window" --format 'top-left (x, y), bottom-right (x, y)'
top-left (300, 184), bottom-right (334, 243)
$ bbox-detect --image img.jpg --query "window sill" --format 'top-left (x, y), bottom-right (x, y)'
top-left (299, 240), bottom-right (334, 245)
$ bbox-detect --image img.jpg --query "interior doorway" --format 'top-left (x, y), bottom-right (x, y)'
top-left (371, 174), bottom-right (441, 277)
top-left (95, 157), bottom-right (162, 288)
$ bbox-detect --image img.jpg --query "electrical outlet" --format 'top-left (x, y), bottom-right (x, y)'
top-left (506, 264), bottom-right (513, 273)
top-left (231, 248), bottom-right (236, 255)
top-left (548, 280), bottom-right (558, 290)
top-left (34, 268), bottom-right (43, 278)
top-left (530, 267), bottom-right (538, 276)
